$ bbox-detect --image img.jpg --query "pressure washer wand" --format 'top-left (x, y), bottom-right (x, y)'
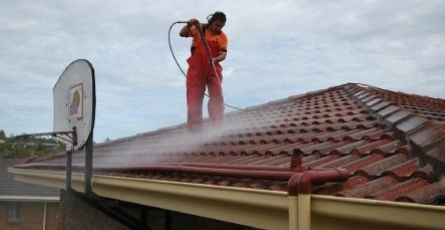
top-left (194, 21), bottom-right (221, 83)
top-left (168, 20), bottom-right (243, 110)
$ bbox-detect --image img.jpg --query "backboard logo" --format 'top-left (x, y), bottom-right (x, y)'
top-left (68, 83), bottom-right (84, 122)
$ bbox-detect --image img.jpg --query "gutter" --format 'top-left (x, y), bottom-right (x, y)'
top-left (10, 149), bottom-right (351, 230)
top-left (311, 195), bottom-right (445, 230)
top-left (9, 167), bottom-right (445, 230)
top-left (0, 196), bottom-right (59, 202)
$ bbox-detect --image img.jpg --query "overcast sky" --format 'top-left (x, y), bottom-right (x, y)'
top-left (1, 0), bottom-right (444, 142)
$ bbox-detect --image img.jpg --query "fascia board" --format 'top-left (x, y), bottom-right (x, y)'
top-left (9, 168), bottom-right (289, 230)
top-left (8, 168), bottom-right (86, 192)
top-left (9, 168), bottom-right (445, 230)
top-left (93, 174), bottom-right (289, 230)
top-left (0, 196), bottom-right (59, 202)
top-left (311, 195), bottom-right (445, 230)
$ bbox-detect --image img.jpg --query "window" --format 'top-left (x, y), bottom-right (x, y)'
top-left (7, 202), bottom-right (21, 221)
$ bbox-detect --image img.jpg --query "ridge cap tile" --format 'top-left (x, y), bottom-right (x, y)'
top-left (377, 105), bottom-right (401, 119)
top-left (366, 98), bottom-right (383, 107)
top-left (424, 141), bottom-right (445, 165)
top-left (361, 95), bottom-right (378, 103)
top-left (409, 125), bottom-right (445, 150)
top-left (385, 110), bottom-right (413, 126)
top-left (355, 91), bottom-right (370, 99)
top-left (396, 116), bottom-right (429, 133)
top-left (370, 101), bottom-right (391, 112)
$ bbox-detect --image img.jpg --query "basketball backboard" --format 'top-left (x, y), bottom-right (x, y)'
top-left (53, 59), bottom-right (95, 150)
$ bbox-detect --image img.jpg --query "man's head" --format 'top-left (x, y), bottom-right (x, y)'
top-left (207, 11), bottom-right (226, 34)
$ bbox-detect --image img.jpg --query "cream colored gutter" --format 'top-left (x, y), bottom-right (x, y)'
top-left (9, 168), bottom-right (289, 230)
top-left (0, 196), bottom-right (59, 202)
top-left (311, 195), bottom-right (445, 230)
top-left (9, 168), bottom-right (445, 230)
top-left (93, 174), bottom-right (289, 230)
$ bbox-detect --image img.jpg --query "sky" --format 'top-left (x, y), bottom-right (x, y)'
top-left (1, 0), bottom-right (444, 142)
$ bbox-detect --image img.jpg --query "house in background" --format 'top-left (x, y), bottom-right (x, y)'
top-left (8, 83), bottom-right (445, 230)
top-left (1, 159), bottom-right (60, 230)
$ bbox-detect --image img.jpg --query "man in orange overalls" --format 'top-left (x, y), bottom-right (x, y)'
top-left (179, 12), bottom-right (228, 132)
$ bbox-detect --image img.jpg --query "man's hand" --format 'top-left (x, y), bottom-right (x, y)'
top-left (188, 18), bottom-right (199, 27)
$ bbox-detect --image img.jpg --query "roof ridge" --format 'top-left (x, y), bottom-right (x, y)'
top-left (344, 83), bottom-right (445, 179)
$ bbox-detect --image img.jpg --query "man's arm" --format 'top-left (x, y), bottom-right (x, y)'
top-left (179, 18), bottom-right (198, 37)
top-left (212, 52), bottom-right (227, 63)
top-left (179, 24), bottom-right (191, 37)
top-left (213, 33), bottom-right (228, 63)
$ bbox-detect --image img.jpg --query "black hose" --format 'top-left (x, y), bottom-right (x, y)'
top-left (168, 21), bottom-right (188, 77)
top-left (168, 21), bottom-right (243, 110)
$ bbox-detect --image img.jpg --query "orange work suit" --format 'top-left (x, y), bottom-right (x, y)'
top-left (186, 26), bottom-right (227, 131)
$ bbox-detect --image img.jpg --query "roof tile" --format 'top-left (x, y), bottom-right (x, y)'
top-left (385, 110), bottom-right (413, 127)
top-left (13, 83), bottom-right (445, 206)
top-left (397, 177), bottom-right (445, 204)
top-left (370, 101), bottom-right (391, 112)
top-left (396, 116), bottom-right (429, 133)
top-left (377, 105), bottom-right (401, 119)
top-left (410, 125), bottom-right (445, 149)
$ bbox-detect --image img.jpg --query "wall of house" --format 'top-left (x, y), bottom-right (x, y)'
top-left (0, 201), bottom-right (59, 230)
top-left (59, 190), bottom-right (130, 230)
top-left (60, 190), bottom-right (262, 230)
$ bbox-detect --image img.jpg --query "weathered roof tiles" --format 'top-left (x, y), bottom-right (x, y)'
top-left (14, 83), bottom-right (445, 205)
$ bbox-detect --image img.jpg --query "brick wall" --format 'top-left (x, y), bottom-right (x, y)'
top-left (0, 201), bottom-right (60, 230)
top-left (60, 190), bottom-right (262, 230)
top-left (59, 190), bottom-right (131, 230)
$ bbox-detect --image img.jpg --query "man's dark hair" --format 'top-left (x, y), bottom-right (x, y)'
top-left (208, 11), bottom-right (226, 25)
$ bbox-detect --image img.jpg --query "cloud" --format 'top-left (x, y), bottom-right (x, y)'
top-left (1, 0), bottom-right (445, 141)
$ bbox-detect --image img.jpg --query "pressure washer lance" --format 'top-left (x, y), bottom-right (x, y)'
top-left (168, 21), bottom-right (242, 110)
top-left (192, 20), bottom-right (221, 84)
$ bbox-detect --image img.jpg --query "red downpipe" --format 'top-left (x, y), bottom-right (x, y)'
top-left (288, 148), bottom-right (349, 195)
top-left (288, 168), bottom-right (349, 195)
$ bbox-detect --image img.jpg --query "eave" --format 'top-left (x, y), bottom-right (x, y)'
top-left (0, 196), bottom-right (59, 202)
top-left (9, 167), bottom-right (445, 230)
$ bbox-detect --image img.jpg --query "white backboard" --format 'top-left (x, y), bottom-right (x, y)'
top-left (53, 59), bottom-right (95, 149)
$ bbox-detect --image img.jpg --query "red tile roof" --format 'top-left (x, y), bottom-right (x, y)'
top-left (14, 83), bottom-right (445, 205)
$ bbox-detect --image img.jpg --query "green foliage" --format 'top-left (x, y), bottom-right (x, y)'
top-left (0, 130), bottom-right (6, 140)
top-left (0, 129), bottom-right (66, 159)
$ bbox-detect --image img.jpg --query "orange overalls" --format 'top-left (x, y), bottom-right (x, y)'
top-left (186, 26), bottom-right (227, 131)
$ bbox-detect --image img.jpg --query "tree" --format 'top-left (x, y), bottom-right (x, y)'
top-left (0, 133), bottom-right (65, 159)
top-left (0, 129), bottom-right (6, 140)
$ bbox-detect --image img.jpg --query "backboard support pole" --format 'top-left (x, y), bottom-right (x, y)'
top-left (85, 133), bottom-right (93, 197)
top-left (66, 149), bottom-right (72, 190)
